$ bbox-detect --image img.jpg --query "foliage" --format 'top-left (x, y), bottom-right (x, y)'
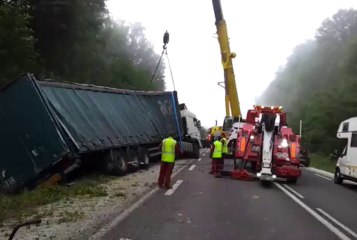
top-left (0, 0), bottom-right (41, 84)
top-left (257, 9), bottom-right (357, 155)
top-left (0, 176), bottom-right (108, 223)
top-left (0, 0), bottom-right (165, 90)
top-left (309, 153), bottom-right (336, 173)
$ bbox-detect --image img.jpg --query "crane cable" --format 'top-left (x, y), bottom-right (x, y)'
top-left (150, 31), bottom-right (176, 91)
top-left (165, 49), bottom-right (176, 91)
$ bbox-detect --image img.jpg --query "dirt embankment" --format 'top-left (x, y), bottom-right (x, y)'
top-left (0, 160), bottom-right (190, 240)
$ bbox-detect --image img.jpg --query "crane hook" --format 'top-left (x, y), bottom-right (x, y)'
top-left (163, 30), bottom-right (169, 49)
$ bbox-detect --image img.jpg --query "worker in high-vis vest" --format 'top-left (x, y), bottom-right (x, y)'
top-left (220, 133), bottom-right (228, 172)
top-left (221, 134), bottom-right (229, 155)
top-left (158, 136), bottom-right (178, 189)
top-left (210, 136), bottom-right (223, 177)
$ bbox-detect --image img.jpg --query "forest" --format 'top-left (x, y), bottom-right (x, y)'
top-left (0, 0), bottom-right (165, 90)
top-left (257, 9), bottom-right (357, 155)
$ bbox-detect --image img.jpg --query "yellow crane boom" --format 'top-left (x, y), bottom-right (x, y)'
top-left (212, 0), bottom-right (241, 120)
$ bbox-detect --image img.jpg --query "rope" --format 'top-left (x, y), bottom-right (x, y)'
top-left (165, 50), bottom-right (176, 91)
top-left (149, 48), bottom-right (166, 86)
top-left (171, 92), bottom-right (183, 153)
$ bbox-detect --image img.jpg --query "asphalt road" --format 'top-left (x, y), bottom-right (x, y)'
top-left (102, 149), bottom-right (357, 240)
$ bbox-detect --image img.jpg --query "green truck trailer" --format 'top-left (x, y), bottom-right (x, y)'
top-left (0, 74), bottom-right (202, 192)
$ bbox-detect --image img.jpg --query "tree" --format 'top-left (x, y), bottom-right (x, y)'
top-left (257, 8), bottom-right (357, 155)
top-left (0, 1), bottom-right (40, 83)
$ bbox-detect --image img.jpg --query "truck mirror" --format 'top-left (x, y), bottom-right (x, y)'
top-left (197, 120), bottom-right (201, 129)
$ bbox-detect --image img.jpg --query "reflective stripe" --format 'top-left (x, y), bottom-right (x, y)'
top-left (290, 142), bottom-right (296, 159)
top-left (240, 137), bottom-right (246, 152)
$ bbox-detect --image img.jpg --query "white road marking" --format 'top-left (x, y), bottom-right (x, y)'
top-left (89, 160), bottom-right (192, 240)
top-left (275, 183), bottom-right (351, 240)
top-left (282, 184), bottom-right (305, 199)
top-left (315, 173), bottom-right (333, 181)
top-left (165, 179), bottom-right (184, 196)
top-left (198, 158), bottom-right (202, 162)
top-left (188, 165), bottom-right (196, 171)
top-left (317, 208), bottom-right (357, 239)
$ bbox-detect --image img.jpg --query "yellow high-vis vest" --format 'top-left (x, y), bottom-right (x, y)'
top-left (161, 137), bottom-right (177, 163)
top-left (221, 138), bottom-right (228, 154)
top-left (212, 140), bottom-right (223, 158)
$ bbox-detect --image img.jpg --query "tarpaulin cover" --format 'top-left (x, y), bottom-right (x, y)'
top-left (0, 75), bottom-right (69, 190)
top-left (39, 81), bottom-right (182, 153)
top-left (0, 74), bottom-right (183, 190)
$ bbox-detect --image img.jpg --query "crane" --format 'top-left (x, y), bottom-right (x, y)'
top-left (212, 0), bottom-right (241, 132)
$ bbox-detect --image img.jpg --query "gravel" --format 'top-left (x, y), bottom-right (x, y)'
top-left (1, 159), bottom-right (190, 240)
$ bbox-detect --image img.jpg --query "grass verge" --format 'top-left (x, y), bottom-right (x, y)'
top-left (0, 175), bottom-right (109, 224)
top-left (310, 153), bottom-right (336, 173)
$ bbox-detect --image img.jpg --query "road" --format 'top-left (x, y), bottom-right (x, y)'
top-left (102, 149), bottom-right (357, 240)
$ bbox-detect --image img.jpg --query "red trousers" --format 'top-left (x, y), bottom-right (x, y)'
top-left (158, 162), bottom-right (174, 188)
top-left (211, 158), bottom-right (224, 177)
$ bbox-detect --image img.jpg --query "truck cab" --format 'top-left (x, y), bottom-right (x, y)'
top-left (334, 117), bottom-right (357, 184)
top-left (180, 108), bottom-right (202, 145)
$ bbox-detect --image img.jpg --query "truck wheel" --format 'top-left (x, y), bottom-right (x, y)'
top-left (193, 143), bottom-right (200, 159)
top-left (334, 168), bottom-right (343, 185)
top-left (260, 180), bottom-right (272, 188)
top-left (105, 150), bottom-right (128, 176)
top-left (288, 177), bottom-right (298, 184)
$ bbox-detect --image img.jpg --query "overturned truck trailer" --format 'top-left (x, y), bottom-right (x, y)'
top-left (0, 74), bottom-right (201, 192)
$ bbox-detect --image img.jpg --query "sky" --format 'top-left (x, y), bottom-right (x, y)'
top-left (106, 0), bottom-right (357, 128)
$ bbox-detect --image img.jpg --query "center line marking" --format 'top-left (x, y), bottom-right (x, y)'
top-left (317, 208), bottom-right (357, 238)
top-left (165, 180), bottom-right (183, 196)
top-left (188, 165), bottom-right (196, 171)
top-left (198, 158), bottom-right (202, 161)
top-left (275, 183), bottom-right (351, 240)
top-left (315, 173), bottom-right (332, 180)
top-left (283, 184), bottom-right (304, 199)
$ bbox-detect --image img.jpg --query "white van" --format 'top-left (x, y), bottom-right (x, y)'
top-left (334, 117), bottom-right (357, 184)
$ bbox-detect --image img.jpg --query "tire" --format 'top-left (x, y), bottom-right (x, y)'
top-left (128, 148), bottom-right (140, 172)
top-left (105, 150), bottom-right (128, 176)
top-left (139, 147), bottom-right (150, 169)
top-left (193, 143), bottom-right (200, 159)
top-left (334, 168), bottom-right (343, 185)
top-left (288, 177), bottom-right (298, 184)
top-left (304, 158), bottom-right (310, 167)
top-left (260, 180), bottom-right (273, 188)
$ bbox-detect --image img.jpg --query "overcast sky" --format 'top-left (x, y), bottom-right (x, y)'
top-left (106, 0), bottom-right (357, 128)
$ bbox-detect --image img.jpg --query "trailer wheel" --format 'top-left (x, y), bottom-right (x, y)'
top-left (334, 168), bottom-right (343, 185)
top-left (128, 148), bottom-right (140, 172)
top-left (105, 150), bottom-right (128, 176)
top-left (139, 148), bottom-right (150, 169)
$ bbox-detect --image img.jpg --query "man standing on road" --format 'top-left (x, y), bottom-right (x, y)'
top-left (158, 136), bottom-right (177, 189)
top-left (220, 133), bottom-right (228, 171)
top-left (211, 136), bottom-right (223, 177)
